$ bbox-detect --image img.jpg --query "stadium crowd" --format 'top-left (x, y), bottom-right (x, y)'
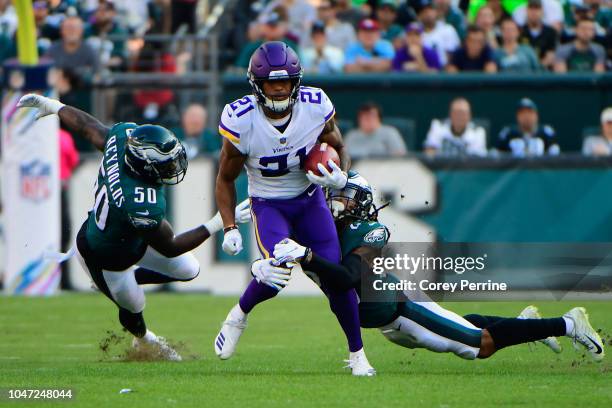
top-left (1, 0), bottom-right (612, 158)
top-left (227, 0), bottom-right (612, 74)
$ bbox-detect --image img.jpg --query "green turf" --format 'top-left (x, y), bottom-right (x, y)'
top-left (1, 294), bottom-right (611, 407)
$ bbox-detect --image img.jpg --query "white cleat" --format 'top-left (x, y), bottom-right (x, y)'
top-left (564, 307), bottom-right (605, 362)
top-left (132, 330), bottom-right (182, 361)
top-left (344, 348), bottom-right (376, 377)
top-left (518, 305), bottom-right (562, 353)
top-left (214, 304), bottom-right (247, 360)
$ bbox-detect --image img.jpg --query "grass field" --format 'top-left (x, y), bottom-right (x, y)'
top-left (1, 293), bottom-right (611, 407)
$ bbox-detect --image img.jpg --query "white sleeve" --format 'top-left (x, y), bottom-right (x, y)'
top-left (218, 103), bottom-right (247, 154)
top-left (424, 120), bottom-right (443, 149)
top-left (468, 127), bottom-right (488, 156)
top-left (320, 89), bottom-right (336, 124)
top-left (445, 26), bottom-right (461, 52)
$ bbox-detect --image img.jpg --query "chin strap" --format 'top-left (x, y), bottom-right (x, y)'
top-left (370, 201), bottom-right (390, 220)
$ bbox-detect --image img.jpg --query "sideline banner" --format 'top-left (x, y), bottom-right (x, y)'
top-left (2, 62), bottom-right (60, 295)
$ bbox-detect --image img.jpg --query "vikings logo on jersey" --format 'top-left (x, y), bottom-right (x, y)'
top-left (219, 86), bottom-right (336, 199)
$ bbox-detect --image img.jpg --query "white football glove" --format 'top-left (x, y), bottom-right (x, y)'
top-left (251, 258), bottom-right (292, 291)
top-left (203, 199), bottom-right (251, 235)
top-left (16, 93), bottom-right (65, 120)
top-left (234, 199), bottom-right (251, 224)
top-left (222, 228), bottom-right (243, 255)
top-left (273, 238), bottom-right (311, 264)
top-left (306, 160), bottom-right (348, 190)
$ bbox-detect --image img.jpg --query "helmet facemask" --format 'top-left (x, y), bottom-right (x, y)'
top-left (249, 75), bottom-right (301, 114)
top-left (326, 183), bottom-right (375, 222)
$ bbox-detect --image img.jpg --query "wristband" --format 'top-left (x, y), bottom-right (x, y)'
top-left (224, 225), bottom-right (238, 233)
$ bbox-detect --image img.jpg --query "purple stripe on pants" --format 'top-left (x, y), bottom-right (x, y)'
top-left (239, 185), bottom-right (363, 352)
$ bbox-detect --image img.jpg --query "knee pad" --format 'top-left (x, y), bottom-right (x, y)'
top-left (103, 271), bottom-right (145, 313)
top-left (171, 253), bottom-right (200, 281)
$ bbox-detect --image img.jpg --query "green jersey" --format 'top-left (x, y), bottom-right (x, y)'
top-left (84, 122), bottom-right (166, 270)
top-left (339, 220), bottom-right (400, 328)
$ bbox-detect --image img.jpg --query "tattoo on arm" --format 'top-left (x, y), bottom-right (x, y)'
top-left (58, 106), bottom-right (109, 152)
top-left (319, 118), bottom-right (351, 171)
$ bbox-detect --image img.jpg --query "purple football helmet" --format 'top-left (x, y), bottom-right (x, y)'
top-left (247, 41), bottom-right (303, 114)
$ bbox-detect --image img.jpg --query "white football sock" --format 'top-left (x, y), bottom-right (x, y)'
top-left (230, 304), bottom-right (247, 321)
top-left (349, 348), bottom-right (366, 359)
top-left (562, 316), bottom-right (574, 336)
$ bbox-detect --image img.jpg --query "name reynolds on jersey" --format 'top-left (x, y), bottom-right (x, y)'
top-left (103, 135), bottom-right (125, 207)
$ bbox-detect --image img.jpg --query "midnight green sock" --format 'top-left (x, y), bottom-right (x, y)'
top-left (485, 317), bottom-right (565, 349)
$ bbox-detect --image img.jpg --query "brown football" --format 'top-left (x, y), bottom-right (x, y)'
top-left (304, 143), bottom-right (340, 176)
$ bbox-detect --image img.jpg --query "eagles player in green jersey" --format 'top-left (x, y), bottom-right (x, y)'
top-left (271, 172), bottom-right (605, 363)
top-left (17, 94), bottom-right (251, 361)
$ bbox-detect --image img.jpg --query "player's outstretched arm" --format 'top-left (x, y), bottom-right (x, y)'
top-left (140, 200), bottom-right (251, 258)
top-left (319, 118), bottom-right (351, 171)
top-left (17, 94), bottom-right (108, 152)
top-left (57, 106), bottom-right (108, 152)
top-left (142, 219), bottom-right (212, 258)
top-left (274, 238), bottom-right (378, 291)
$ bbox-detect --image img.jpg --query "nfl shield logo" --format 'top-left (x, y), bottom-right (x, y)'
top-left (280, 137), bottom-right (287, 144)
top-left (20, 160), bottom-right (51, 202)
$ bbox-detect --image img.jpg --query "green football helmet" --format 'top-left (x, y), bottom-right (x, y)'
top-left (326, 171), bottom-right (375, 221)
top-left (124, 124), bottom-right (188, 185)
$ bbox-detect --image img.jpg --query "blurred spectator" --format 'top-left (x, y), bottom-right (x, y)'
top-left (496, 98), bottom-right (559, 156)
top-left (301, 21), bottom-right (345, 73)
top-left (519, 0), bottom-right (558, 69)
top-left (582, 107), bottom-right (612, 156)
top-left (336, 0), bottom-right (367, 27)
top-left (392, 23), bottom-right (442, 72)
top-left (424, 97), bottom-right (487, 156)
top-left (345, 102), bottom-right (407, 159)
top-left (447, 25), bottom-right (497, 72)
top-left (376, 0), bottom-right (404, 46)
top-left (468, 0), bottom-right (511, 26)
top-left (85, 1), bottom-right (128, 70)
top-left (475, 6), bottom-right (500, 49)
top-left (117, 0), bottom-right (159, 33)
top-left (434, 0), bottom-right (467, 39)
top-left (513, 0), bottom-right (564, 32)
top-left (416, 0), bottom-right (461, 66)
top-left (59, 128), bottom-right (79, 289)
top-left (344, 18), bottom-right (395, 72)
top-left (34, 1), bottom-right (60, 42)
top-left (172, 104), bottom-right (221, 159)
top-left (46, 16), bottom-right (100, 83)
top-left (259, 0), bottom-right (317, 44)
top-left (0, 0), bottom-right (16, 37)
top-left (565, 4), bottom-right (608, 41)
top-left (554, 18), bottom-right (605, 73)
top-left (172, 0), bottom-right (198, 33)
top-left (316, 0), bottom-right (356, 50)
top-left (494, 17), bottom-right (541, 72)
top-left (584, 0), bottom-right (612, 29)
top-left (235, 10), bottom-right (299, 69)
top-left (130, 35), bottom-right (178, 122)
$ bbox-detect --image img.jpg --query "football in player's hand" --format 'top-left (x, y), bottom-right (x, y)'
top-left (305, 143), bottom-right (340, 176)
